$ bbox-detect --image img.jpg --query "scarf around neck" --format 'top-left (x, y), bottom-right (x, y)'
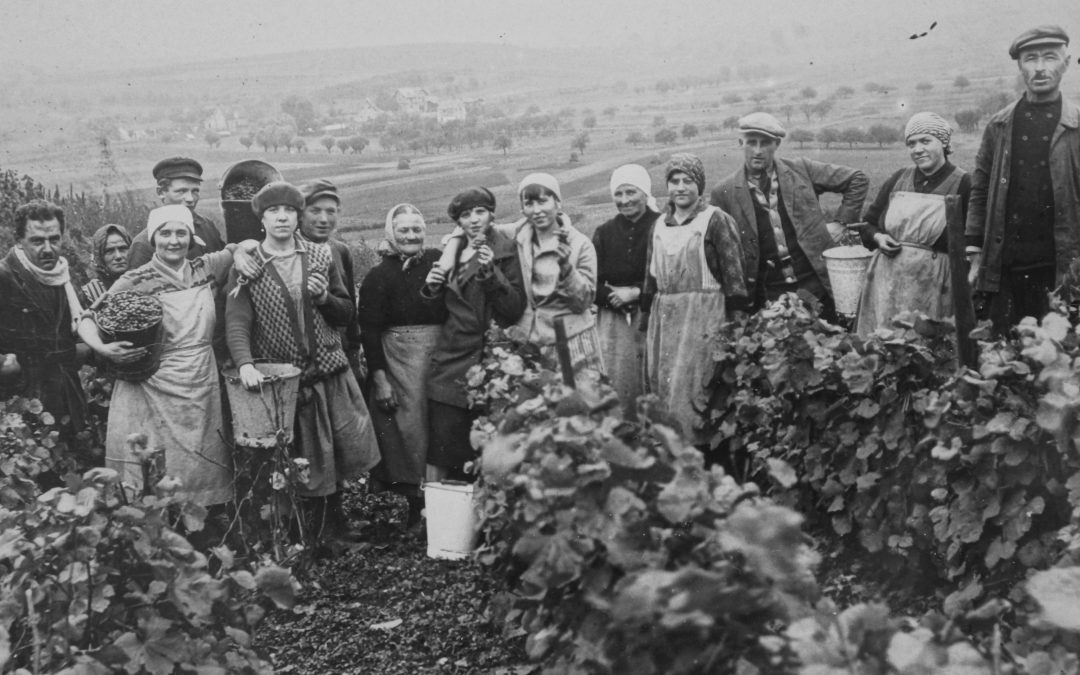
top-left (13, 245), bottom-right (84, 333)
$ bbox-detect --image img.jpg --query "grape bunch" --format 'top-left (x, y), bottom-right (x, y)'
top-left (222, 177), bottom-right (264, 200)
top-left (96, 291), bottom-right (163, 334)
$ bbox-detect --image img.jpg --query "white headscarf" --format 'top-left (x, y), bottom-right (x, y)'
top-left (146, 204), bottom-right (206, 248)
top-left (609, 164), bottom-right (659, 212)
top-left (379, 203), bottom-right (427, 271)
top-left (518, 173), bottom-right (562, 202)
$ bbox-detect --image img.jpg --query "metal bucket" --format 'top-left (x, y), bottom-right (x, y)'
top-left (222, 363), bottom-right (301, 448)
top-left (423, 481), bottom-right (478, 560)
top-left (823, 245), bottom-right (873, 318)
top-left (218, 160), bottom-right (283, 244)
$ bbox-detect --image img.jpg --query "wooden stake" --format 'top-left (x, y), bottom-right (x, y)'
top-left (945, 194), bottom-right (977, 369)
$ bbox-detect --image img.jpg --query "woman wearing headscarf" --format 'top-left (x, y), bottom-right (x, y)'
top-left (226, 182), bottom-right (379, 541)
top-left (357, 204), bottom-right (447, 528)
top-left (643, 153), bottom-right (748, 445)
top-left (77, 205), bottom-right (256, 506)
top-left (81, 224), bottom-right (132, 305)
top-left (854, 112), bottom-right (971, 335)
top-left (505, 173), bottom-right (598, 354)
top-left (592, 164), bottom-right (661, 417)
top-left (424, 188), bottom-right (526, 482)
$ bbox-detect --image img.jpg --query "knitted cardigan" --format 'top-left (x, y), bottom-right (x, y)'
top-left (228, 237), bottom-right (350, 383)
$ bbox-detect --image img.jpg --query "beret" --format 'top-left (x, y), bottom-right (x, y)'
top-left (152, 157), bottom-right (203, 182)
top-left (301, 179), bottom-right (340, 205)
top-left (251, 182), bottom-right (305, 217)
top-left (447, 187), bottom-right (496, 221)
top-left (1009, 25), bottom-right (1069, 59)
top-left (738, 112), bottom-right (787, 140)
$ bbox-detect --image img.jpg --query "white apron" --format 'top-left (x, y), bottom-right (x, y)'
top-left (107, 283), bottom-right (232, 505)
top-left (855, 168), bottom-right (963, 336)
top-left (645, 206), bottom-right (727, 444)
top-left (370, 324), bottom-right (442, 486)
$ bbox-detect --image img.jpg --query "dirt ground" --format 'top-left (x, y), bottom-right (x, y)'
top-left (259, 486), bottom-right (530, 675)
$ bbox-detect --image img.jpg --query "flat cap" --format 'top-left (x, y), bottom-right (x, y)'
top-left (301, 179), bottom-right (340, 205)
top-left (738, 112), bottom-right (786, 140)
top-left (1009, 25), bottom-right (1069, 59)
top-left (152, 157), bottom-right (204, 182)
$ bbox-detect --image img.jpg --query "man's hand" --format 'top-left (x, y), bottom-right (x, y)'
top-left (307, 271), bottom-right (329, 304)
top-left (967, 251), bottom-right (981, 287)
top-left (873, 233), bottom-right (902, 257)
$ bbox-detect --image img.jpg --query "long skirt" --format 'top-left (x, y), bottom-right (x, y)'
top-left (426, 400), bottom-right (475, 475)
top-left (370, 324), bottom-right (442, 489)
top-left (596, 306), bottom-right (644, 418)
top-left (293, 369), bottom-right (379, 497)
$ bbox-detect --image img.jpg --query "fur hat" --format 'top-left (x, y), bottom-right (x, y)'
top-left (251, 181), bottom-right (305, 217)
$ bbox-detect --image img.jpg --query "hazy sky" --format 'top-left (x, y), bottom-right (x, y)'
top-left (6, 0), bottom-right (1070, 74)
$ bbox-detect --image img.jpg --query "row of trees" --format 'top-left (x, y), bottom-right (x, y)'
top-left (785, 124), bottom-right (903, 149)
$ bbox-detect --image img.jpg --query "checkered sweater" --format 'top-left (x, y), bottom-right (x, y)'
top-left (226, 237), bottom-right (350, 383)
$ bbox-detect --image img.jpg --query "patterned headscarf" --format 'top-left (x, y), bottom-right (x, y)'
top-left (665, 153), bottom-right (706, 194)
top-left (610, 164), bottom-right (659, 213)
top-left (91, 223), bottom-right (132, 282)
top-left (379, 203), bottom-right (427, 271)
top-left (904, 112), bottom-right (952, 151)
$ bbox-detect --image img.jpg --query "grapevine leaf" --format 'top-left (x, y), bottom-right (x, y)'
top-left (1027, 567), bottom-right (1080, 632)
top-left (765, 458), bottom-right (798, 488)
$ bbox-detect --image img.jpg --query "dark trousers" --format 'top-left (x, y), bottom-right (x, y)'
top-left (981, 265), bottom-right (1055, 334)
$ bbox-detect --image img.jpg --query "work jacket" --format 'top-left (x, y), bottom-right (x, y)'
top-left (711, 156), bottom-right (868, 300)
top-left (965, 96), bottom-right (1080, 293)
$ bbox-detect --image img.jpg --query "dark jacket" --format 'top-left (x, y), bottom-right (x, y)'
top-left (425, 226), bottom-right (526, 408)
top-left (0, 249), bottom-right (86, 428)
top-left (965, 96), bottom-right (1080, 293)
top-left (327, 238), bottom-right (362, 353)
top-left (711, 157), bottom-right (868, 300)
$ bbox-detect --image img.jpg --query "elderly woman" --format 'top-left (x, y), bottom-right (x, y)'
top-left (593, 164), bottom-right (661, 417)
top-left (81, 224), bottom-right (132, 304)
top-left (505, 173), bottom-right (597, 356)
top-left (855, 112), bottom-right (971, 335)
top-left (77, 205), bottom-right (256, 506)
top-left (424, 188), bottom-right (526, 482)
top-left (358, 204), bottom-right (447, 527)
top-left (643, 154), bottom-right (748, 445)
top-left (226, 182), bottom-right (379, 540)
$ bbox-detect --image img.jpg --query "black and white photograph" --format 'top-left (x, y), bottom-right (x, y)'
top-left (1, 0), bottom-right (1078, 672)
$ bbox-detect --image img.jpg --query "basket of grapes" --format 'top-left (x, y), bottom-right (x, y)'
top-left (95, 291), bottom-right (165, 381)
top-left (219, 160), bottom-right (283, 244)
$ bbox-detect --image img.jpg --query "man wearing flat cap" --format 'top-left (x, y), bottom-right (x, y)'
top-left (299, 179), bottom-right (363, 381)
top-left (711, 112), bottom-right (868, 319)
top-left (128, 157), bottom-right (226, 268)
top-left (966, 25), bottom-right (1078, 332)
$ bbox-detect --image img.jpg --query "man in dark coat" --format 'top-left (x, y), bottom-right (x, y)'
top-left (0, 200), bottom-right (87, 431)
top-left (711, 112), bottom-right (868, 319)
top-left (128, 157), bottom-right (225, 267)
top-left (966, 25), bottom-right (1079, 331)
top-left (299, 179), bottom-right (363, 381)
